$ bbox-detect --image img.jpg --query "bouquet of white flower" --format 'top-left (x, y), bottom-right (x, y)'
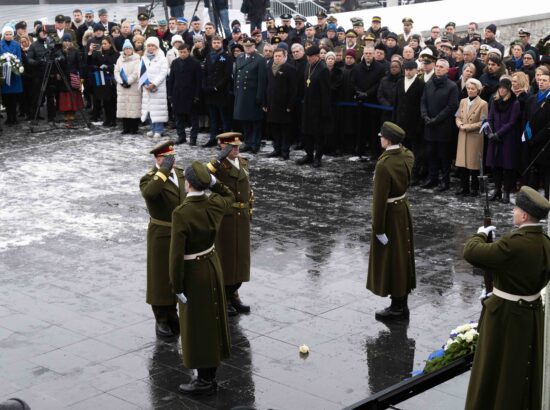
top-left (423, 322), bottom-right (479, 374)
top-left (0, 52), bottom-right (24, 87)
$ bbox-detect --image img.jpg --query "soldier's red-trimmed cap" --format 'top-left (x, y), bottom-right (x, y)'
top-left (150, 140), bottom-right (176, 156)
top-left (216, 132), bottom-right (242, 145)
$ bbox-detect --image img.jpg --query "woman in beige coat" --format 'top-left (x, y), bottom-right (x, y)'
top-left (455, 78), bottom-right (488, 196)
top-left (114, 39), bottom-right (142, 134)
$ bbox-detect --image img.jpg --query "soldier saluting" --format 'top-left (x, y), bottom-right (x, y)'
top-left (207, 132), bottom-right (253, 316)
top-left (140, 141), bottom-right (186, 340)
top-left (464, 186), bottom-right (550, 410)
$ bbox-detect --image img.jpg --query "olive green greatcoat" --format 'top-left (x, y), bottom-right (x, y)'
top-left (169, 182), bottom-right (235, 369)
top-left (367, 147), bottom-right (415, 298)
top-left (455, 96), bottom-right (488, 170)
top-left (140, 166), bottom-right (186, 306)
top-left (463, 225), bottom-right (550, 410)
top-left (210, 157), bottom-right (252, 286)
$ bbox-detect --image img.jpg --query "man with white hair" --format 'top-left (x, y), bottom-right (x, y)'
top-left (420, 58), bottom-right (459, 191)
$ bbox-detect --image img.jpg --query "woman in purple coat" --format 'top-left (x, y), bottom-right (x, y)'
top-left (486, 78), bottom-right (521, 203)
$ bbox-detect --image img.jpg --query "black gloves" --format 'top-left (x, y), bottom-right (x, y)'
top-left (216, 144), bottom-right (234, 162)
top-left (354, 91), bottom-right (368, 101)
top-left (488, 132), bottom-right (501, 142)
top-left (121, 82), bottom-right (131, 88)
top-left (193, 97), bottom-right (200, 104)
top-left (160, 155), bottom-right (175, 173)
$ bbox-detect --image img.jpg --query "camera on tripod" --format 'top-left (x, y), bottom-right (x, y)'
top-left (42, 24), bottom-right (57, 35)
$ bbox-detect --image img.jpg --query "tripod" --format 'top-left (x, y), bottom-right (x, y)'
top-left (30, 56), bottom-right (91, 133)
top-left (147, 0), bottom-right (169, 21)
top-left (191, 0), bottom-right (227, 38)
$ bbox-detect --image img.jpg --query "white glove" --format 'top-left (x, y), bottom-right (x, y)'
top-left (209, 175), bottom-right (217, 188)
top-left (477, 225), bottom-right (496, 237)
top-left (376, 234), bottom-right (389, 245)
top-left (176, 293), bottom-right (187, 304)
top-left (479, 288), bottom-right (493, 300)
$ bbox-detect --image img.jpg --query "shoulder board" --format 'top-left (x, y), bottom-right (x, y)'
top-left (147, 169), bottom-right (155, 176)
top-left (239, 157), bottom-right (248, 165)
top-left (174, 165), bottom-right (183, 170)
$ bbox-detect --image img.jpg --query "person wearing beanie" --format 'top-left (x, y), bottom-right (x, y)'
top-left (0, 25), bottom-right (23, 126)
top-left (483, 23), bottom-right (504, 55)
top-left (58, 29), bottom-right (84, 127)
top-left (166, 34), bottom-right (184, 69)
top-left (140, 141), bottom-right (185, 341)
top-left (170, 158), bottom-right (235, 395)
top-left (140, 35), bottom-right (169, 138)
top-left (464, 185), bottom-right (550, 410)
top-left (484, 77), bottom-right (520, 203)
top-left (367, 121), bottom-right (415, 322)
top-left (114, 36), bottom-right (141, 134)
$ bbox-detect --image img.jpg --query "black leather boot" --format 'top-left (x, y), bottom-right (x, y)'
top-left (155, 322), bottom-right (175, 339)
top-left (178, 377), bottom-right (216, 395)
top-left (230, 292), bottom-right (250, 313)
top-left (226, 301), bottom-right (238, 317)
top-left (375, 296), bottom-right (410, 322)
top-left (295, 155), bottom-right (313, 165)
top-left (489, 190), bottom-right (502, 201)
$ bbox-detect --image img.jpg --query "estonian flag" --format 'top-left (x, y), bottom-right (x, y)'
top-left (120, 67), bottom-right (128, 83)
top-left (94, 70), bottom-right (106, 86)
top-left (138, 60), bottom-right (150, 87)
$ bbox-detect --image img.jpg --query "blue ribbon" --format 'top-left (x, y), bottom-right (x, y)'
top-left (336, 101), bottom-right (394, 111)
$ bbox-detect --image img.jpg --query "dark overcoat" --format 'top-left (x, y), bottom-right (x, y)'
top-left (301, 59), bottom-right (332, 137)
top-left (88, 48), bottom-right (119, 100)
top-left (337, 66), bottom-right (357, 136)
top-left (463, 225), bottom-right (550, 410)
top-left (169, 182), bottom-right (235, 369)
top-left (393, 75), bottom-right (424, 143)
top-left (210, 157), bottom-right (252, 286)
top-left (265, 62), bottom-right (297, 124)
top-left (420, 76), bottom-right (459, 142)
top-left (204, 50), bottom-right (233, 107)
top-left (351, 60), bottom-right (385, 103)
top-left (233, 52), bottom-right (266, 121)
top-left (167, 56), bottom-right (202, 114)
top-left (526, 92), bottom-right (550, 170)
top-left (140, 165), bottom-right (186, 306)
top-left (377, 73), bottom-right (401, 122)
top-left (485, 98), bottom-right (521, 170)
top-left (367, 147), bottom-right (415, 298)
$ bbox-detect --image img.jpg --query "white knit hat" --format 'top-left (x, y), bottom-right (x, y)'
top-left (171, 34), bottom-right (183, 46)
top-left (2, 25), bottom-right (14, 37)
top-left (145, 36), bottom-right (159, 48)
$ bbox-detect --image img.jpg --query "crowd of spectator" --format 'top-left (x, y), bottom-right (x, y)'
top-left (1, 7), bottom-right (550, 196)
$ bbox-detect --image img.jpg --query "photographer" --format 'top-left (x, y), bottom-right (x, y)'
top-left (26, 25), bottom-right (61, 123)
top-left (88, 36), bottom-right (119, 127)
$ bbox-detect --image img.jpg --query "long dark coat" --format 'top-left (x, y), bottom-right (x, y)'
top-left (367, 147), bottom-right (415, 298)
top-left (526, 92), bottom-right (550, 170)
top-left (377, 73), bottom-right (401, 123)
top-left (337, 65), bottom-right (357, 136)
top-left (486, 98), bottom-right (521, 170)
top-left (169, 182), bottom-right (235, 369)
top-left (463, 225), bottom-right (550, 410)
top-left (301, 59), bottom-right (332, 137)
top-left (351, 60), bottom-right (385, 103)
top-left (233, 52), bottom-right (266, 121)
top-left (140, 166), bottom-right (186, 306)
top-left (265, 62), bottom-right (297, 124)
top-left (393, 75), bottom-right (424, 143)
top-left (210, 158), bottom-right (252, 286)
top-left (168, 56), bottom-right (202, 115)
top-left (88, 48), bottom-right (119, 100)
top-left (204, 50), bottom-right (233, 107)
top-left (420, 76), bottom-right (459, 142)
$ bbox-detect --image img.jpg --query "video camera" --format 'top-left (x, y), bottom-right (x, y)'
top-left (42, 24), bottom-right (57, 35)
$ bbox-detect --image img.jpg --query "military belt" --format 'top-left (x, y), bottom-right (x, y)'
top-left (184, 244), bottom-right (215, 260)
top-left (387, 194), bottom-right (406, 203)
top-left (232, 202), bottom-right (249, 209)
top-left (150, 217), bottom-right (172, 227)
top-left (493, 287), bottom-right (541, 302)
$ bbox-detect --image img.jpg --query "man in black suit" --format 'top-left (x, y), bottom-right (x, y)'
top-left (394, 60), bottom-right (425, 184)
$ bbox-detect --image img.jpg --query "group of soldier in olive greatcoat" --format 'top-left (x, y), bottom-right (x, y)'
top-left (140, 121), bottom-right (550, 404)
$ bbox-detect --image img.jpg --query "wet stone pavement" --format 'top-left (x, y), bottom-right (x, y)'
top-left (0, 123), bottom-right (517, 409)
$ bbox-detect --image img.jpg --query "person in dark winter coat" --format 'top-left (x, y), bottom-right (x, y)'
top-left (58, 34), bottom-right (84, 127)
top-left (168, 44), bottom-right (202, 145)
top-left (480, 55), bottom-right (505, 101)
top-left (27, 27), bottom-right (60, 122)
top-left (351, 45), bottom-right (386, 157)
top-left (526, 72), bottom-right (550, 199)
top-left (295, 45), bottom-right (331, 167)
top-left (88, 36), bottom-right (119, 126)
top-left (377, 60), bottom-right (402, 123)
top-left (203, 35), bottom-right (233, 147)
top-left (393, 60), bottom-right (424, 183)
top-left (420, 58), bottom-right (459, 191)
top-left (263, 48), bottom-right (297, 160)
top-left (486, 79), bottom-right (521, 203)
top-left (324, 51), bottom-right (343, 155)
top-left (289, 43), bottom-right (307, 147)
top-left (233, 38), bottom-right (266, 153)
top-left (337, 51), bottom-right (358, 154)
top-left (241, 0), bottom-right (269, 31)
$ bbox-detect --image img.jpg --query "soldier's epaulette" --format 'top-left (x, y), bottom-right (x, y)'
top-left (174, 165), bottom-right (183, 170)
top-left (239, 156), bottom-right (248, 165)
top-left (147, 169), bottom-right (155, 176)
